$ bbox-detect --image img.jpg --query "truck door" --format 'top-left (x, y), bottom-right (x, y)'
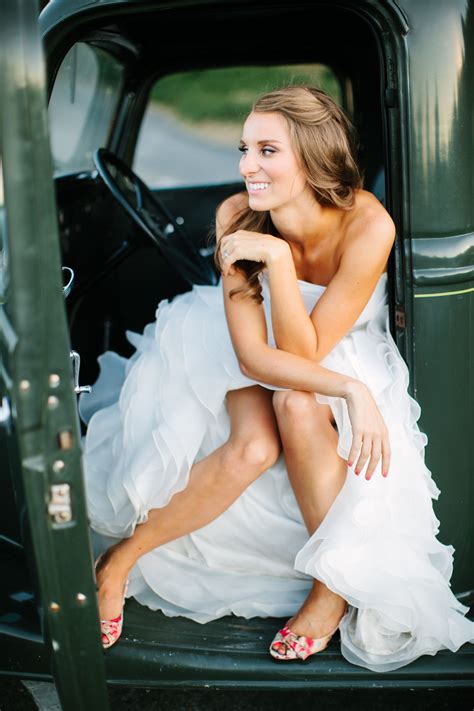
top-left (0, 1), bottom-right (109, 707)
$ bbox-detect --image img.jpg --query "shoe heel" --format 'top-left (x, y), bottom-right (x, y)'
top-left (95, 553), bottom-right (129, 650)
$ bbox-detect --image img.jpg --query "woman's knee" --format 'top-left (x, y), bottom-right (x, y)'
top-left (224, 434), bottom-right (281, 478)
top-left (273, 390), bottom-right (335, 429)
top-left (272, 389), bottom-right (316, 419)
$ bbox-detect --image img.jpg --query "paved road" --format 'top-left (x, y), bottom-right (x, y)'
top-left (133, 105), bottom-right (241, 188)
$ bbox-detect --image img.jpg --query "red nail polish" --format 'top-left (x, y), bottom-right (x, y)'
top-left (355, 469), bottom-right (360, 475)
top-left (348, 461), bottom-right (353, 467)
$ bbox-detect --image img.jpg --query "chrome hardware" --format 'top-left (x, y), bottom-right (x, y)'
top-left (62, 266), bottom-right (74, 298)
top-left (48, 483), bottom-right (72, 524)
top-left (0, 396), bottom-right (12, 433)
top-left (199, 246), bottom-right (215, 257)
top-left (164, 223), bottom-right (175, 236)
top-left (70, 350), bottom-right (91, 395)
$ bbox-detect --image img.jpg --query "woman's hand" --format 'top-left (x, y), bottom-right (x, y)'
top-left (344, 381), bottom-right (391, 480)
top-left (218, 230), bottom-right (289, 276)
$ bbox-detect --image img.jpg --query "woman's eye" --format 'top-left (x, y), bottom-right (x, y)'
top-left (238, 145), bottom-right (275, 155)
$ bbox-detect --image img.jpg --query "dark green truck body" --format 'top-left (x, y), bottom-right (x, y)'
top-left (0, 0), bottom-right (472, 708)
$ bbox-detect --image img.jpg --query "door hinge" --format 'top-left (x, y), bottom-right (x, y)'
top-left (48, 484), bottom-right (73, 524)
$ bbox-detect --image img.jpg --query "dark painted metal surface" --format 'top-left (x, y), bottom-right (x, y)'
top-left (100, 604), bottom-right (474, 689)
top-left (397, 0), bottom-right (474, 593)
top-left (0, 0), bottom-right (472, 698)
top-left (0, 0), bottom-right (109, 707)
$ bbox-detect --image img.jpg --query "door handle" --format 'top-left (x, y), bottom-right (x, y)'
top-left (69, 350), bottom-right (91, 395)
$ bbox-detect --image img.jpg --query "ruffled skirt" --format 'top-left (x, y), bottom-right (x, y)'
top-left (80, 283), bottom-right (474, 672)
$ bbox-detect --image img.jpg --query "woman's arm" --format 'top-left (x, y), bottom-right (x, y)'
top-left (216, 196), bottom-right (391, 478)
top-left (216, 196), bottom-right (350, 393)
top-left (218, 220), bottom-right (318, 359)
top-left (265, 211), bottom-right (396, 362)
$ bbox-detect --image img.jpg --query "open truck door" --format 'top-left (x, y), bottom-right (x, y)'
top-left (0, 1), bottom-right (109, 707)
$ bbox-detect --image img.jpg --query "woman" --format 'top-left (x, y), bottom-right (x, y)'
top-left (81, 85), bottom-right (474, 671)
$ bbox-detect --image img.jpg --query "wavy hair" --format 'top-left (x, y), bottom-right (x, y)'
top-left (212, 85), bottom-right (363, 303)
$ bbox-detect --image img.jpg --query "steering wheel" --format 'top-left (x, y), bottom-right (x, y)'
top-left (93, 148), bottom-right (218, 286)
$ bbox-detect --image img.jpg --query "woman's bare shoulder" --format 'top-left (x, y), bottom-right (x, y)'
top-left (216, 191), bottom-right (248, 239)
top-left (338, 189), bottom-right (395, 271)
top-left (347, 189), bottom-right (395, 240)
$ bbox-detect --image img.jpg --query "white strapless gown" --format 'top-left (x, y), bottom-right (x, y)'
top-left (79, 270), bottom-right (474, 672)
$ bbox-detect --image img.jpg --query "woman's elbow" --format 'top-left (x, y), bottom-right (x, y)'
top-left (275, 337), bottom-right (317, 362)
top-left (238, 348), bottom-right (267, 379)
top-left (239, 358), bottom-right (256, 379)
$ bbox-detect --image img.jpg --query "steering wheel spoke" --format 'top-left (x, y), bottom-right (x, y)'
top-left (93, 148), bottom-right (218, 286)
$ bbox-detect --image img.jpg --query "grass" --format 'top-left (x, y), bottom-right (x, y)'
top-left (150, 64), bottom-right (341, 126)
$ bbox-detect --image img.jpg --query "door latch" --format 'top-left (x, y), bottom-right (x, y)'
top-left (70, 350), bottom-right (91, 395)
top-left (48, 483), bottom-right (72, 524)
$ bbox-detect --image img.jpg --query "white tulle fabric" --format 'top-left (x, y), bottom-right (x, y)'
top-left (80, 270), bottom-right (474, 672)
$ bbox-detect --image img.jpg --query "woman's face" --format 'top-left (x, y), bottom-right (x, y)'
top-left (239, 111), bottom-right (311, 211)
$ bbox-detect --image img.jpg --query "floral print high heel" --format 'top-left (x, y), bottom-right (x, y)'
top-left (269, 607), bottom-right (348, 661)
top-left (94, 553), bottom-right (129, 650)
top-left (99, 580), bottom-right (129, 649)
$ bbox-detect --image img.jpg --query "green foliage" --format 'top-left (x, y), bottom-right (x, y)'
top-left (150, 65), bottom-right (341, 124)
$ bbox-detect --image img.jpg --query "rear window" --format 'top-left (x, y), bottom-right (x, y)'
top-left (134, 65), bottom-right (342, 188)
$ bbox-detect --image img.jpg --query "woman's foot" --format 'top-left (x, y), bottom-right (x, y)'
top-left (286, 589), bottom-right (347, 639)
top-left (94, 546), bottom-right (130, 649)
top-left (270, 583), bottom-right (348, 660)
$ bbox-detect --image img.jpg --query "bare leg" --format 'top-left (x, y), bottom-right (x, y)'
top-left (272, 390), bottom-right (348, 639)
top-left (96, 385), bottom-right (281, 620)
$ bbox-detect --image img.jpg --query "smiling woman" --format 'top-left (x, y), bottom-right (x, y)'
top-left (133, 64), bottom-right (342, 187)
top-left (218, 86), bottom-right (364, 304)
top-left (80, 84), bottom-right (474, 670)
top-left (0, 0), bottom-right (472, 701)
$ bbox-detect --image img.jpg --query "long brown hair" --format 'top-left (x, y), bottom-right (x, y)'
top-left (212, 85), bottom-right (363, 303)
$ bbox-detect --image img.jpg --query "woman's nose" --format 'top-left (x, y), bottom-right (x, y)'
top-left (240, 151), bottom-right (260, 177)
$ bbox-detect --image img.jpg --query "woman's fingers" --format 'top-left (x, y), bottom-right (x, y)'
top-left (354, 434), bottom-right (373, 476)
top-left (364, 438), bottom-right (382, 480)
top-left (219, 231), bottom-right (268, 275)
top-left (347, 430), bottom-right (363, 469)
top-left (381, 430), bottom-right (391, 477)
top-left (349, 427), bottom-right (391, 480)
top-left (219, 244), bottom-right (237, 276)
top-left (345, 383), bottom-right (391, 480)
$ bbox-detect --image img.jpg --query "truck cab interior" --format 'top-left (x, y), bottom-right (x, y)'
top-left (46, 3), bottom-right (390, 391)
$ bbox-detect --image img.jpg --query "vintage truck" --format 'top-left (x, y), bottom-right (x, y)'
top-left (0, 0), bottom-right (472, 708)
